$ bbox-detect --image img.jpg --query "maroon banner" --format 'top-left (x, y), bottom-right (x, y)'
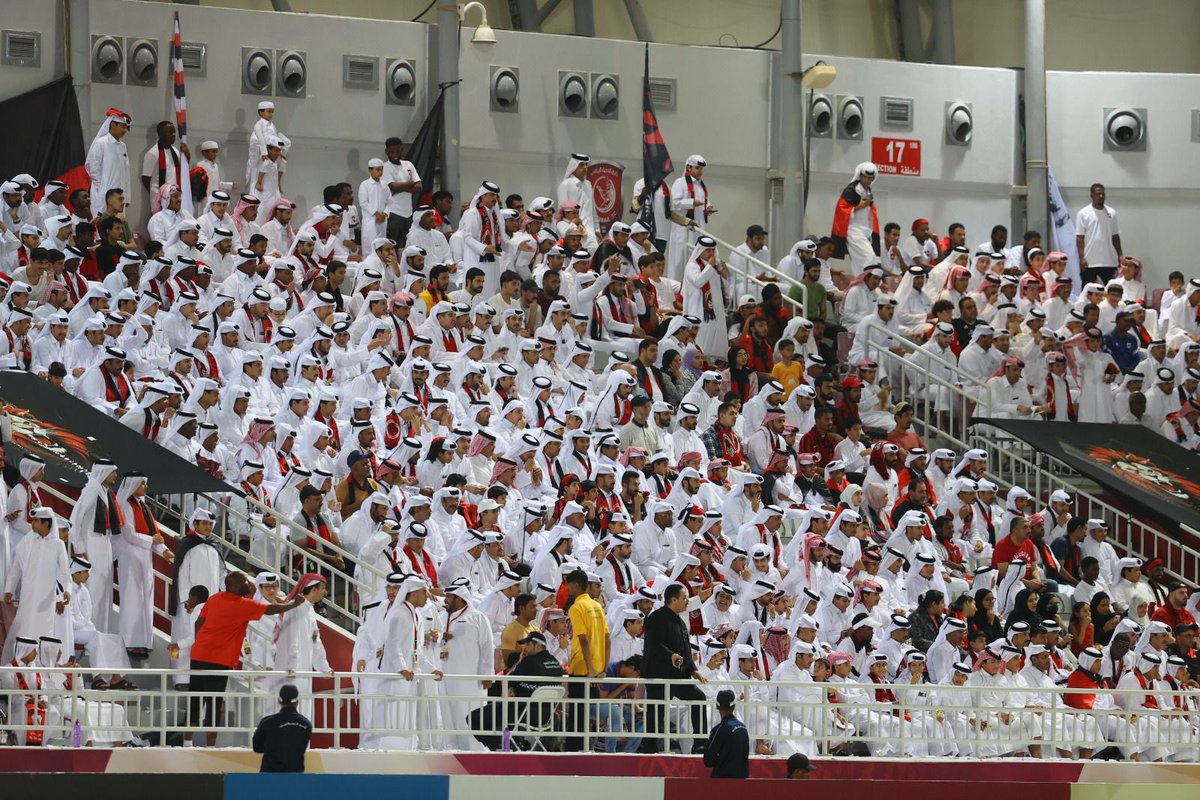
top-left (587, 161), bottom-right (625, 236)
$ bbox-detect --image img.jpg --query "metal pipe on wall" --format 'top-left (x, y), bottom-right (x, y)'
top-left (931, 0), bottom-right (955, 64)
top-left (622, 0), bottom-right (653, 43)
top-left (67, 0), bottom-right (91, 132)
top-left (437, 1), bottom-right (461, 224)
top-left (513, 0), bottom-right (542, 31)
top-left (896, 0), bottom-right (924, 62)
top-left (1024, 0), bottom-right (1049, 238)
top-left (777, 0), bottom-right (805, 246)
top-left (573, 0), bottom-right (595, 37)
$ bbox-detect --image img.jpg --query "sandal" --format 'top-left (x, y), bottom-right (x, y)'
top-left (91, 677), bottom-right (109, 690)
top-left (108, 679), bottom-right (138, 691)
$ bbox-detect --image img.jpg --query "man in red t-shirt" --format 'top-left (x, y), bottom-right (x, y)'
top-left (187, 572), bottom-right (307, 746)
top-left (993, 516), bottom-right (1045, 592)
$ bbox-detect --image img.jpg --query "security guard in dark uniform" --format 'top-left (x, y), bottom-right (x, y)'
top-left (253, 684), bottom-right (313, 772)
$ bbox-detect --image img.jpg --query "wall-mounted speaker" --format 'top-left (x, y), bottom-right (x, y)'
top-left (91, 35), bottom-right (123, 84)
top-left (489, 66), bottom-right (519, 112)
top-left (1103, 107), bottom-right (1146, 152)
top-left (385, 59), bottom-right (416, 106)
top-left (276, 50), bottom-right (307, 98)
top-left (590, 73), bottom-right (619, 120)
top-left (945, 101), bottom-right (973, 146)
top-left (837, 95), bottom-right (864, 140)
top-left (125, 38), bottom-right (158, 87)
top-left (809, 94), bottom-right (833, 138)
top-left (241, 47), bottom-right (272, 96)
top-left (558, 71), bottom-right (588, 118)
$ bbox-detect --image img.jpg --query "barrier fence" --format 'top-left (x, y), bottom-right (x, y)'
top-left (2, 667), bottom-right (1197, 759)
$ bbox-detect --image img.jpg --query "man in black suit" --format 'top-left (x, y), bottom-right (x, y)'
top-left (642, 582), bottom-right (708, 753)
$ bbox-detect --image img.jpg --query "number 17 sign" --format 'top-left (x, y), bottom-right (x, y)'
top-left (871, 137), bottom-right (921, 176)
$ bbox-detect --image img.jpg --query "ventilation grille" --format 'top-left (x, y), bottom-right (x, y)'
top-left (343, 55), bottom-right (379, 89)
top-left (880, 96), bottom-right (913, 130)
top-left (179, 42), bottom-right (206, 75)
top-left (2, 30), bottom-right (40, 67)
top-left (648, 77), bottom-right (675, 110)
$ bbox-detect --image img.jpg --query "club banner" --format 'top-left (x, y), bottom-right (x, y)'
top-left (972, 417), bottom-right (1200, 530)
top-left (0, 76), bottom-right (88, 199)
top-left (587, 161), bottom-right (625, 236)
top-left (0, 371), bottom-right (229, 494)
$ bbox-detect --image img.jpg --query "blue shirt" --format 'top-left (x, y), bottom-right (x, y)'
top-left (1104, 330), bottom-right (1142, 373)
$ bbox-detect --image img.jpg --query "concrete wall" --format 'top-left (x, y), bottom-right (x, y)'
top-left (1046, 69), bottom-right (1200, 287)
top-left (138, 0), bottom-right (1200, 73)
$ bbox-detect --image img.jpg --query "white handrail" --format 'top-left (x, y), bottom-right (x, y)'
top-left (2, 666), bottom-right (1189, 758)
top-left (696, 228), bottom-right (810, 319)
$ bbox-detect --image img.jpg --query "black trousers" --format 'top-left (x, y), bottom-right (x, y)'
top-left (386, 214), bottom-right (413, 247)
top-left (645, 679), bottom-right (707, 753)
top-left (188, 660), bottom-right (230, 729)
top-left (1081, 265), bottom-right (1116, 287)
top-left (563, 677), bottom-right (592, 751)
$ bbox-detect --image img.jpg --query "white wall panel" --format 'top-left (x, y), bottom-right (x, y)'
top-left (84, 0), bottom-right (430, 225)
top-left (0, 1), bottom-right (61, 98)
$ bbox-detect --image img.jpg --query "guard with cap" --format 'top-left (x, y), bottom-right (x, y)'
top-left (253, 683), bottom-right (313, 772)
top-left (704, 688), bottom-right (750, 777)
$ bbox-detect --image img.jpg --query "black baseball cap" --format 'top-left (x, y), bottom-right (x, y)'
top-left (716, 689), bottom-right (736, 709)
top-left (787, 752), bottom-right (817, 773)
top-left (746, 224), bottom-right (768, 237)
top-left (279, 683), bottom-right (299, 705)
top-left (519, 631), bottom-right (547, 646)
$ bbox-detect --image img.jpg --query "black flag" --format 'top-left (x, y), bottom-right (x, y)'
top-left (638, 45), bottom-right (673, 241)
top-left (0, 76), bottom-right (88, 200)
top-left (406, 87), bottom-right (446, 208)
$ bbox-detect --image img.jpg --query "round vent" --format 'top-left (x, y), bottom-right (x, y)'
top-left (388, 61), bottom-right (415, 104)
top-left (809, 95), bottom-right (833, 137)
top-left (559, 73), bottom-right (587, 117)
top-left (490, 67), bottom-right (519, 112)
top-left (277, 51), bottom-right (307, 97)
top-left (91, 36), bottom-right (123, 84)
top-left (128, 40), bottom-right (157, 85)
top-left (592, 75), bottom-right (619, 119)
top-left (243, 49), bottom-right (272, 95)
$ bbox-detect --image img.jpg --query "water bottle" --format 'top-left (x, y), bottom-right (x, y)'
top-left (73, 720), bottom-right (82, 747)
top-left (502, 726), bottom-right (512, 751)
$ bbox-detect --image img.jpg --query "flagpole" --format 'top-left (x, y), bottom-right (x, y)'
top-left (777, 0), bottom-right (805, 248)
top-left (171, 12), bottom-right (194, 215)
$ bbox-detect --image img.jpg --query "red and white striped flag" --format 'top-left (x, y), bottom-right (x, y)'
top-left (171, 11), bottom-right (194, 214)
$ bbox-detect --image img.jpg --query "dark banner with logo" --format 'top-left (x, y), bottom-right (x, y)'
top-left (972, 418), bottom-right (1200, 530)
top-left (0, 371), bottom-right (229, 494)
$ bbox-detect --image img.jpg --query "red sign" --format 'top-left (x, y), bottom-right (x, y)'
top-left (871, 137), bottom-right (922, 177)
top-left (587, 161), bottom-right (625, 235)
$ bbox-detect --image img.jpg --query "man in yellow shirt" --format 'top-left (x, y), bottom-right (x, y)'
top-left (498, 592), bottom-right (539, 668)
top-left (565, 568), bottom-right (609, 751)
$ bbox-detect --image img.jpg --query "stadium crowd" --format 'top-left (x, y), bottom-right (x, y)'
top-left (0, 104), bottom-right (1198, 759)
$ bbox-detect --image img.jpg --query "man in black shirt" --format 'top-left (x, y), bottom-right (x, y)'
top-left (253, 684), bottom-right (313, 772)
top-left (642, 582), bottom-right (709, 753)
top-left (704, 690), bottom-right (749, 778)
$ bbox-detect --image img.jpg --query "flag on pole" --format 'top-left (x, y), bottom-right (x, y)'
top-left (1047, 167), bottom-right (1081, 297)
top-left (637, 44), bottom-right (673, 240)
top-left (406, 87), bottom-right (447, 209)
top-left (171, 12), bottom-right (194, 214)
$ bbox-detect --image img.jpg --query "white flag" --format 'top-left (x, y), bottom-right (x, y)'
top-left (1046, 167), bottom-right (1081, 297)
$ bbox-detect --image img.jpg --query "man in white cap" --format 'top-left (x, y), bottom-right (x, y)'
top-left (2, 507), bottom-right (69, 657)
top-left (557, 154), bottom-right (598, 234)
top-left (85, 108), bottom-right (133, 214)
top-left (437, 580), bottom-right (495, 750)
top-left (194, 141), bottom-right (237, 209)
top-left (357, 157), bottom-right (389, 247)
top-left (666, 155), bottom-right (714, 283)
top-left (247, 100), bottom-right (289, 190)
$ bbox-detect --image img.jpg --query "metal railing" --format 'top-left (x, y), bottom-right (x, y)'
top-left (145, 490), bottom-right (382, 630)
top-left (3, 666), bottom-right (1197, 759)
top-left (697, 228), bottom-right (809, 320)
top-left (967, 427), bottom-right (1200, 582)
top-left (859, 319), bottom-right (992, 450)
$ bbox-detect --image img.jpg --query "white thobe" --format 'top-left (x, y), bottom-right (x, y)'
top-left (438, 605), bottom-right (494, 750)
top-left (85, 134), bottom-right (130, 212)
top-left (2, 531), bottom-right (69, 659)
